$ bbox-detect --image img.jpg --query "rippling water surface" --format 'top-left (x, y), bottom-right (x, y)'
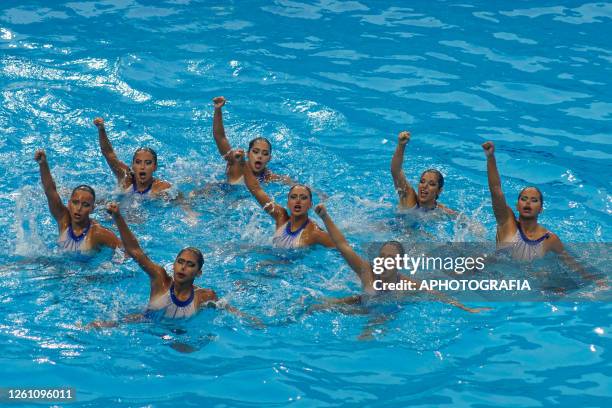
top-left (0, 1), bottom-right (611, 406)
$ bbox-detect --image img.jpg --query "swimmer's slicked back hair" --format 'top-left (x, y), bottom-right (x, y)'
top-left (71, 185), bottom-right (96, 202)
top-left (248, 137), bottom-right (272, 154)
top-left (178, 247), bottom-right (204, 270)
top-left (288, 184), bottom-right (312, 200)
top-left (132, 147), bottom-right (158, 164)
top-left (518, 186), bottom-right (544, 207)
top-left (421, 169), bottom-right (444, 189)
top-left (381, 240), bottom-right (405, 257)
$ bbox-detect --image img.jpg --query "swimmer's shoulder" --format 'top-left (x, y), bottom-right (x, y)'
top-left (89, 221), bottom-right (121, 249)
top-left (541, 229), bottom-right (562, 252)
top-left (437, 203), bottom-right (458, 216)
top-left (152, 179), bottom-right (171, 193)
top-left (195, 287), bottom-right (218, 306)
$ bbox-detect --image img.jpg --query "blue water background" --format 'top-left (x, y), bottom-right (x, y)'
top-left (0, 1), bottom-right (611, 406)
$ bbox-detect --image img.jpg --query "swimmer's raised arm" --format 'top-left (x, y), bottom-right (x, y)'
top-left (315, 204), bottom-right (372, 286)
top-left (212, 96), bottom-right (232, 157)
top-left (94, 117), bottom-right (131, 183)
top-left (391, 131), bottom-right (417, 207)
top-left (35, 149), bottom-right (69, 228)
top-left (107, 202), bottom-right (168, 289)
top-left (236, 149), bottom-right (287, 224)
top-left (482, 141), bottom-right (514, 228)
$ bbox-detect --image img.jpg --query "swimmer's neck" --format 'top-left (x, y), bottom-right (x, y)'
top-left (518, 217), bottom-right (539, 232)
top-left (70, 218), bottom-right (91, 233)
top-left (249, 166), bottom-right (266, 176)
top-left (289, 213), bottom-right (308, 226)
top-left (134, 178), bottom-right (155, 192)
top-left (172, 280), bottom-right (194, 300)
top-left (418, 198), bottom-right (437, 210)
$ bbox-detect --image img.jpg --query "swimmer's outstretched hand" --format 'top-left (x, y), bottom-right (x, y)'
top-left (34, 149), bottom-right (47, 164)
top-left (213, 96), bottom-right (226, 109)
top-left (314, 203), bottom-right (328, 218)
top-left (106, 202), bottom-right (120, 216)
top-left (398, 131), bottom-right (411, 145)
top-left (93, 117), bottom-right (105, 129)
top-left (482, 141), bottom-right (495, 157)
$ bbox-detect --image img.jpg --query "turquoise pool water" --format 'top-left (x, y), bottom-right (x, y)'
top-left (0, 1), bottom-right (610, 406)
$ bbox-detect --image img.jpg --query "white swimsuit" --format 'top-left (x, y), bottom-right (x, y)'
top-left (146, 284), bottom-right (197, 320)
top-left (499, 224), bottom-right (550, 261)
top-left (273, 219), bottom-right (310, 249)
top-left (58, 223), bottom-right (91, 252)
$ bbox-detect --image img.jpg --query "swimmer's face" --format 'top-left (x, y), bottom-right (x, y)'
top-left (378, 244), bottom-right (401, 279)
top-left (131, 151), bottom-right (157, 185)
top-left (287, 186), bottom-right (312, 216)
top-left (418, 172), bottom-right (442, 205)
top-left (516, 187), bottom-right (542, 219)
top-left (247, 140), bottom-right (271, 174)
top-left (67, 190), bottom-right (95, 224)
top-left (173, 250), bottom-right (202, 284)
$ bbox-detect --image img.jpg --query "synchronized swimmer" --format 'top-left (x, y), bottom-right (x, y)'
top-left (35, 149), bottom-right (120, 252)
top-left (212, 96), bottom-right (292, 185)
top-left (391, 131), bottom-right (456, 215)
top-left (235, 149), bottom-right (335, 249)
top-left (94, 117), bottom-right (171, 196)
top-left (30, 96), bottom-right (605, 330)
top-left (91, 202), bottom-right (260, 327)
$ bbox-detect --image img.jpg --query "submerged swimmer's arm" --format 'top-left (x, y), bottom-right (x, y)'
top-left (402, 276), bottom-right (491, 313)
top-left (94, 118), bottom-right (131, 183)
top-left (306, 294), bottom-right (362, 314)
top-left (236, 150), bottom-right (287, 223)
top-left (315, 204), bottom-right (373, 285)
top-left (224, 304), bottom-right (265, 328)
top-left (35, 150), bottom-right (69, 226)
top-left (482, 142), bottom-right (514, 227)
top-left (106, 202), bottom-right (168, 287)
top-left (165, 191), bottom-right (201, 220)
top-left (201, 290), bottom-right (265, 328)
top-left (548, 235), bottom-right (607, 288)
top-left (391, 131), bottom-right (417, 206)
top-left (358, 313), bottom-right (397, 341)
top-left (212, 96), bottom-right (232, 157)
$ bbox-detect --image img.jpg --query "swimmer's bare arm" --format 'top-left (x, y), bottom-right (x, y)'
top-left (94, 118), bottom-right (131, 184)
top-left (398, 275), bottom-right (491, 313)
top-left (91, 224), bottom-right (122, 250)
top-left (391, 131), bottom-right (417, 207)
top-left (236, 150), bottom-right (288, 225)
top-left (199, 289), bottom-right (265, 327)
top-left (35, 150), bottom-right (69, 229)
top-left (267, 172), bottom-right (296, 185)
top-left (107, 202), bottom-right (169, 293)
top-left (212, 96), bottom-right (243, 182)
top-left (482, 142), bottom-right (515, 235)
top-left (547, 235), bottom-right (607, 288)
top-left (311, 225), bottom-right (336, 248)
top-left (358, 313), bottom-right (397, 341)
top-left (212, 96), bottom-right (232, 157)
top-left (315, 204), bottom-right (373, 288)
